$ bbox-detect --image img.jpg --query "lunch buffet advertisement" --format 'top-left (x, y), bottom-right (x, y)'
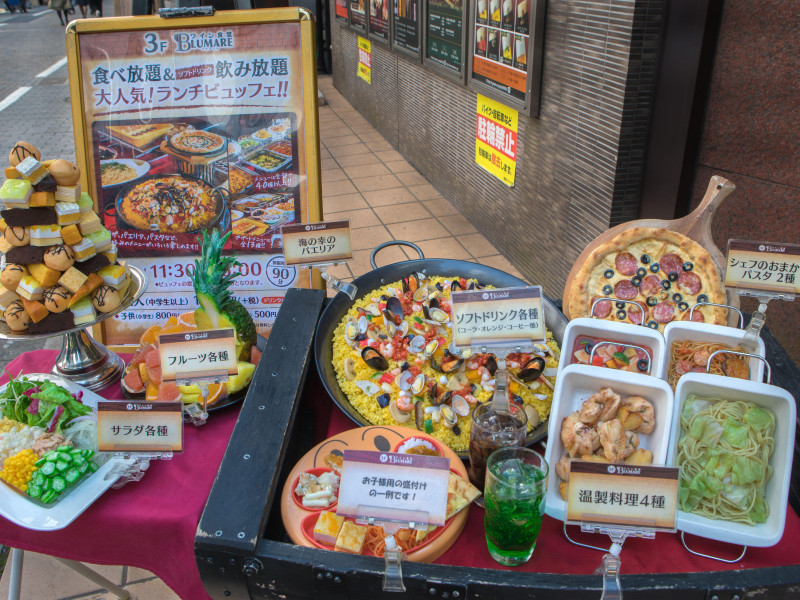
top-left (73, 19), bottom-right (318, 346)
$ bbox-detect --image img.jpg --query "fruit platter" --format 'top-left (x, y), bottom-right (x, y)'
top-left (0, 373), bottom-right (137, 530)
top-left (121, 231), bottom-right (262, 409)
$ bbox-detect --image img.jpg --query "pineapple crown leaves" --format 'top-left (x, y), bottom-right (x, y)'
top-left (193, 230), bottom-right (242, 305)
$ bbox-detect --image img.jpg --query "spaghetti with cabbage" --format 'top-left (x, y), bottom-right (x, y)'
top-left (677, 394), bottom-right (775, 524)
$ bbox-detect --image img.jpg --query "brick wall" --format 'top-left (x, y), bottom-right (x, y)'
top-left (330, 0), bottom-right (665, 301)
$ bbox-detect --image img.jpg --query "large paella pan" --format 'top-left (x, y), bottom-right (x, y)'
top-left (314, 242), bottom-right (568, 458)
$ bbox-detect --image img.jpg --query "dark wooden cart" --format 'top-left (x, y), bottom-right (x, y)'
top-left (195, 288), bottom-right (800, 599)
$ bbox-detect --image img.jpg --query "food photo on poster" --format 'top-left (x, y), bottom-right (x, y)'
top-left (369, 0), bottom-right (390, 41)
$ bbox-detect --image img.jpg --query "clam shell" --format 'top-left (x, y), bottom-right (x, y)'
top-left (397, 371), bottom-right (414, 391)
top-left (424, 339), bottom-right (439, 356)
top-left (452, 395), bottom-right (470, 416)
top-left (411, 373), bottom-right (426, 394)
top-left (343, 358), bottom-right (356, 380)
top-left (357, 315), bottom-right (369, 334)
top-left (345, 320), bottom-right (358, 341)
top-left (409, 335), bottom-right (426, 353)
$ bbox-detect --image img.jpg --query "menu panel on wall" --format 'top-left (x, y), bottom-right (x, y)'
top-left (335, 0), bottom-right (349, 23)
top-left (469, 0), bottom-right (543, 116)
top-left (350, 0), bottom-right (368, 31)
top-left (369, 0), bottom-right (390, 41)
top-left (425, 0), bottom-right (465, 75)
top-left (393, 0), bottom-right (420, 54)
top-left (67, 11), bottom-right (322, 346)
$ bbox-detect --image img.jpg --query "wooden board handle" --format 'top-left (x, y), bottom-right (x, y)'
top-left (675, 175), bottom-right (736, 244)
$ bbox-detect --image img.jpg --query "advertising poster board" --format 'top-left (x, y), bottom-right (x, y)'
top-left (350, 0), bottom-right (368, 31)
top-left (475, 94), bottom-right (518, 186)
top-left (66, 9), bottom-right (322, 347)
top-left (424, 0), bottom-right (467, 79)
top-left (369, 0), bottom-right (391, 43)
top-left (468, 0), bottom-right (544, 116)
top-left (393, 0), bottom-right (420, 56)
top-left (335, 0), bottom-right (349, 23)
top-left (357, 36), bottom-right (373, 83)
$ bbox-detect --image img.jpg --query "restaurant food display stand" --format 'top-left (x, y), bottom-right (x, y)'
top-left (195, 278), bottom-right (800, 599)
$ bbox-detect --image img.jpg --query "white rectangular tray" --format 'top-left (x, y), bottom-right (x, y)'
top-left (544, 364), bottom-right (674, 522)
top-left (668, 373), bottom-right (795, 547)
top-left (0, 374), bottom-right (136, 531)
top-left (558, 318), bottom-right (667, 378)
top-left (663, 321), bottom-right (766, 387)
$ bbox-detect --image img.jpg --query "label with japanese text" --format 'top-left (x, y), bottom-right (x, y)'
top-left (73, 16), bottom-right (319, 346)
top-left (158, 328), bottom-right (238, 382)
top-left (450, 286), bottom-right (545, 348)
top-left (337, 450), bottom-right (450, 526)
top-left (725, 239), bottom-right (800, 296)
top-left (475, 94), bottom-right (518, 186)
top-left (281, 220), bottom-right (352, 265)
top-left (357, 36), bottom-right (372, 84)
top-left (566, 461), bottom-right (678, 530)
top-left (97, 401), bottom-right (183, 452)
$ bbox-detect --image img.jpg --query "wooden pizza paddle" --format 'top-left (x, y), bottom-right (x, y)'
top-left (562, 175), bottom-right (738, 324)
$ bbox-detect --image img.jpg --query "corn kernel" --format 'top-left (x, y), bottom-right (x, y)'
top-left (0, 448), bottom-right (40, 492)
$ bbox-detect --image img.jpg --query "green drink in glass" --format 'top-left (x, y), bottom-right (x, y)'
top-left (484, 447), bottom-right (548, 566)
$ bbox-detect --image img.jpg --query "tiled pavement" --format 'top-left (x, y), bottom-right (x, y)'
top-left (0, 74), bottom-right (525, 599)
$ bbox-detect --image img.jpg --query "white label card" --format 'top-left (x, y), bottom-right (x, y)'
top-left (566, 461), bottom-right (678, 531)
top-left (96, 401), bottom-right (183, 452)
top-left (337, 450), bottom-right (450, 527)
top-left (281, 220), bottom-right (353, 266)
top-left (450, 286), bottom-right (546, 348)
top-left (158, 328), bottom-right (238, 382)
top-left (725, 239), bottom-right (800, 296)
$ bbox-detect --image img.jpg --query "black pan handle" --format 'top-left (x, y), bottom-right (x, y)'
top-left (370, 241), bottom-right (425, 269)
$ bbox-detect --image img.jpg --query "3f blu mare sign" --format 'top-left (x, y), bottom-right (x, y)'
top-left (475, 94), bottom-right (517, 186)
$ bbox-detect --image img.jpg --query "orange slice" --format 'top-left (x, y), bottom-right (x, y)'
top-left (145, 382), bottom-right (159, 402)
top-left (178, 311), bottom-right (196, 329)
top-left (140, 325), bottom-right (162, 347)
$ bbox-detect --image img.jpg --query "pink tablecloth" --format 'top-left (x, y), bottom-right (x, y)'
top-left (0, 350), bottom-right (238, 600)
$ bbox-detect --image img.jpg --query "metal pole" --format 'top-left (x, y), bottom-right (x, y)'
top-left (53, 558), bottom-right (131, 600)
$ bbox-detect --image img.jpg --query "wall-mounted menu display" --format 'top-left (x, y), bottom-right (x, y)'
top-left (335, 0), bottom-right (348, 23)
top-left (469, 0), bottom-right (543, 116)
top-left (393, 0), bottom-right (420, 55)
top-left (350, 0), bottom-right (367, 31)
top-left (424, 0), bottom-right (467, 77)
top-left (369, 0), bottom-right (390, 42)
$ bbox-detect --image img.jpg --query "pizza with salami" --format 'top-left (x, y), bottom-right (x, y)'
top-left (567, 227), bottom-right (727, 331)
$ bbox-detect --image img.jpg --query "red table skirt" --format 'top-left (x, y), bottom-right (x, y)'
top-left (320, 392), bottom-right (800, 576)
top-left (0, 350), bottom-right (232, 600)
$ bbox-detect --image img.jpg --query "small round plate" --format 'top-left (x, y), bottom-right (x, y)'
top-left (100, 159), bottom-right (150, 188)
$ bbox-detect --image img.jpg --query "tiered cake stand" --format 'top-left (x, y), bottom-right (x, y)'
top-left (0, 266), bottom-right (147, 390)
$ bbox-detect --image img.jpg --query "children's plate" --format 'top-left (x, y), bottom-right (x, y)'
top-left (0, 374), bottom-right (137, 531)
top-left (668, 373), bottom-right (795, 547)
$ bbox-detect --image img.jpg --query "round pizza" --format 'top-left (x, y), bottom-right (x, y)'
top-left (567, 227), bottom-right (727, 330)
top-left (169, 130), bottom-right (226, 155)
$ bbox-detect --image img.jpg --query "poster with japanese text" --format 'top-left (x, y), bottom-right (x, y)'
top-left (68, 13), bottom-right (321, 346)
top-left (393, 0), bottom-right (420, 54)
top-left (357, 37), bottom-right (373, 84)
top-left (425, 0), bottom-right (465, 74)
top-left (475, 94), bottom-right (518, 186)
top-left (369, 0), bottom-right (390, 42)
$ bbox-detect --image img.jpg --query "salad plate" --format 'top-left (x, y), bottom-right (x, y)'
top-left (0, 374), bottom-right (137, 531)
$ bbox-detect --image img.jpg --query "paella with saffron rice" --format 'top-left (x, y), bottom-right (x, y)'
top-left (118, 175), bottom-right (218, 233)
top-left (332, 273), bottom-right (561, 452)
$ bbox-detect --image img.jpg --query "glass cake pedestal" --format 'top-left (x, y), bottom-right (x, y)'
top-left (0, 265), bottom-right (147, 391)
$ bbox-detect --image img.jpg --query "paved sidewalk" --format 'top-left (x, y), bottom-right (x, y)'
top-left (0, 74), bottom-right (524, 599)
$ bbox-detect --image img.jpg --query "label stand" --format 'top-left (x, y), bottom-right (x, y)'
top-left (180, 375), bottom-right (226, 426)
top-left (563, 522), bottom-right (657, 600)
top-left (107, 452), bottom-right (173, 488)
top-left (355, 505), bottom-right (431, 592)
top-left (303, 261), bottom-right (358, 300)
top-left (736, 291), bottom-right (795, 351)
top-left (472, 341), bottom-right (537, 413)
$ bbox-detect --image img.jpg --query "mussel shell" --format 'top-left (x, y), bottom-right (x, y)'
top-left (440, 352), bottom-right (464, 373)
top-left (361, 346), bottom-right (390, 371)
top-left (435, 389), bottom-right (453, 406)
top-left (450, 280), bottom-right (463, 292)
top-left (376, 393), bottom-right (391, 408)
top-left (385, 296), bottom-right (403, 318)
top-left (485, 355), bottom-right (498, 375)
top-left (407, 273), bottom-right (420, 293)
top-left (518, 356), bottom-right (546, 382)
